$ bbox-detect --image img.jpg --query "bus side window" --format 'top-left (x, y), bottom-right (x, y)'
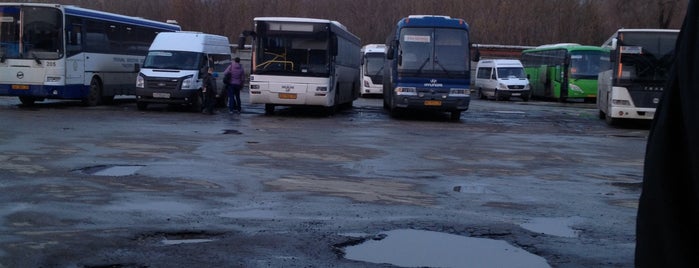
top-left (67, 23), bottom-right (82, 57)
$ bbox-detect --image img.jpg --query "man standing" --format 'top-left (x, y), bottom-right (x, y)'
top-left (224, 57), bottom-right (245, 114)
top-left (201, 66), bottom-right (217, 115)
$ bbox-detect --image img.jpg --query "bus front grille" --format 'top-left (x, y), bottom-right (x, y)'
top-left (145, 78), bottom-right (181, 91)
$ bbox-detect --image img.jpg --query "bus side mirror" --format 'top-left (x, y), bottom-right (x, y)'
top-left (134, 63), bottom-right (140, 73)
top-left (237, 34), bottom-right (246, 50)
top-left (360, 57), bottom-right (365, 65)
top-left (386, 40), bottom-right (398, 60)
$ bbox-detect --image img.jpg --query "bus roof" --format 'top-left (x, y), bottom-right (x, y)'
top-left (0, 3), bottom-right (183, 32)
top-left (523, 43), bottom-right (608, 53)
top-left (397, 15), bottom-right (469, 29)
top-left (254, 16), bottom-right (360, 45)
top-left (614, 28), bottom-right (680, 33)
top-left (63, 5), bottom-right (180, 31)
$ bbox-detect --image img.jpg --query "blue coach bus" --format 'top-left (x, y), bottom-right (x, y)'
top-left (382, 15), bottom-right (471, 121)
top-left (0, 3), bottom-right (180, 106)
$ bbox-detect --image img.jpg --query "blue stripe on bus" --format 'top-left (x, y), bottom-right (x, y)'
top-left (0, 84), bottom-right (89, 99)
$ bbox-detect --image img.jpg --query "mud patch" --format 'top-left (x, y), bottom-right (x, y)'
top-left (0, 154), bottom-right (47, 174)
top-left (608, 199), bottom-right (638, 209)
top-left (339, 229), bottom-right (550, 267)
top-left (265, 175), bottom-right (434, 206)
top-left (483, 201), bottom-right (533, 210)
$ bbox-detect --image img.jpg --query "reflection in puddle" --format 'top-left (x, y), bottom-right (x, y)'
top-left (519, 217), bottom-right (582, 238)
top-left (80, 165), bottom-right (144, 176)
top-left (161, 238), bottom-right (214, 245)
top-left (343, 229), bottom-right (550, 268)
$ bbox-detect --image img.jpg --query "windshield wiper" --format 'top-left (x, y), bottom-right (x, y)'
top-left (416, 57), bottom-right (430, 74)
top-left (32, 53), bottom-right (41, 64)
top-left (434, 58), bottom-right (450, 76)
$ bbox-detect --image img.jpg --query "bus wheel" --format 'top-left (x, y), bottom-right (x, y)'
top-left (450, 111), bottom-right (462, 121)
top-left (18, 96), bottom-right (36, 106)
top-left (605, 112), bottom-right (618, 126)
top-left (83, 78), bottom-right (102, 106)
top-left (264, 104), bottom-right (275, 115)
top-left (136, 101), bottom-right (148, 111)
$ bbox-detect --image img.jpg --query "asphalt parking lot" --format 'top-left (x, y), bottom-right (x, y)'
top-left (0, 93), bottom-right (650, 267)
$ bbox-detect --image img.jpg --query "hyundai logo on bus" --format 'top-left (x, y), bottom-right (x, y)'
top-left (424, 79), bottom-right (443, 87)
top-left (282, 85), bottom-right (294, 92)
top-left (16, 71), bottom-right (24, 79)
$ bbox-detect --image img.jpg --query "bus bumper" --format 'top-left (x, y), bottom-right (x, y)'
top-left (135, 88), bottom-right (199, 105)
top-left (609, 106), bottom-right (656, 120)
top-left (394, 96), bottom-right (470, 112)
top-left (0, 84), bottom-right (87, 99)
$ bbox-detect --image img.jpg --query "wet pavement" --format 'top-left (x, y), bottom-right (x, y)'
top-left (0, 92), bottom-right (649, 267)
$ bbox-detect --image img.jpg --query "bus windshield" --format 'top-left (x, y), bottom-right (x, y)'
top-left (143, 51), bottom-right (202, 70)
top-left (364, 52), bottom-right (385, 76)
top-left (617, 32), bottom-right (677, 82)
top-left (254, 25), bottom-right (330, 76)
top-left (0, 5), bottom-right (63, 60)
top-left (570, 51), bottom-right (610, 79)
top-left (398, 27), bottom-right (469, 78)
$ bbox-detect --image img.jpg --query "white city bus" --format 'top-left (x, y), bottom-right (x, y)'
top-left (0, 3), bottom-right (181, 106)
top-left (245, 17), bottom-right (361, 115)
top-left (360, 44), bottom-right (386, 97)
top-left (597, 29), bottom-right (679, 125)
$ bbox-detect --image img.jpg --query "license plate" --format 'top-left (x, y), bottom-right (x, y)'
top-left (153, 92), bottom-right (171, 98)
top-left (279, 93), bottom-right (297, 99)
top-left (12, 84), bottom-right (29, 90)
top-left (512, 93), bottom-right (521, 96)
top-left (424, 100), bottom-right (442, 106)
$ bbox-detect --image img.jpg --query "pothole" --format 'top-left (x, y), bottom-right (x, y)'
top-left (137, 231), bottom-right (220, 246)
top-left (519, 217), bottom-right (583, 238)
top-left (76, 165), bottom-right (144, 176)
top-left (337, 229), bottom-right (550, 267)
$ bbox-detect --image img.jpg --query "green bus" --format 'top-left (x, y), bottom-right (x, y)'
top-left (521, 44), bottom-right (610, 102)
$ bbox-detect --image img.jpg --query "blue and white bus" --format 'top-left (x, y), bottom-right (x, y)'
top-left (383, 15), bottom-right (471, 121)
top-left (0, 3), bottom-right (180, 106)
top-left (245, 17), bottom-right (361, 115)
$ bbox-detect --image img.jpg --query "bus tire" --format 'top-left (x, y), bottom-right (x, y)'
top-left (598, 110), bottom-right (606, 120)
top-left (18, 96), bottom-right (36, 106)
top-left (478, 88), bottom-right (486, 100)
top-left (136, 101), bottom-right (148, 111)
top-left (450, 111), bottom-right (461, 121)
top-left (264, 104), bottom-right (275, 115)
top-left (605, 112), bottom-right (618, 126)
top-left (83, 78), bottom-right (102, 106)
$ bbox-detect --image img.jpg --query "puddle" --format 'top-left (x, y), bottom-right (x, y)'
top-left (342, 229), bottom-right (550, 268)
top-left (493, 110), bottom-right (526, 114)
top-left (519, 217), bottom-right (582, 238)
top-left (161, 238), bottom-right (214, 245)
top-left (78, 165), bottom-right (144, 176)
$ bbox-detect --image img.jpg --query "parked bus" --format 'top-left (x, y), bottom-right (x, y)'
top-left (243, 17), bottom-right (361, 115)
top-left (597, 29), bottom-right (679, 125)
top-left (521, 44), bottom-right (610, 102)
top-left (383, 15), bottom-right (471, 121)
top-left (360, 44), bottom-right (386, 97)
top-left (0, 3), bottom-right (180, 106)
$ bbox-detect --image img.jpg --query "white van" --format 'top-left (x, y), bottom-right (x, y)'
top-left (475, 59), bottom-right (530, 101)
top-left (136, 32), bottom-right (232, 111)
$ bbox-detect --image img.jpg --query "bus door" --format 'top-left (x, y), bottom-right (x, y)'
top-left (65, 22), bottom-right (85, 87)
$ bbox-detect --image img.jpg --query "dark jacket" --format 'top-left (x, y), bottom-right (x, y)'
top-left (202, 72), bottom-right (217, 98)
top-left (635, 1), bottom-right (699, 266)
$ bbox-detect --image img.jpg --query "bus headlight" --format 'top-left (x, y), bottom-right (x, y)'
top-left (498, 83), bottom-right (508, 90)
top-left (136, 74), bottom-right (144, 88)
top-left (569, 84), bottom-right (584, 93)
top-left (395, 87), bottom-right (417, 96)
top-left (612, 99), bottom-right (631, 106)
top-left (316, 86), bottom-right (328, 92)
top-left (449, 88), bottom-right (469, 97)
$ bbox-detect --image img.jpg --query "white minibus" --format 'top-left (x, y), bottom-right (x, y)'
top-left (475, 59), bottom-right (530, 101)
